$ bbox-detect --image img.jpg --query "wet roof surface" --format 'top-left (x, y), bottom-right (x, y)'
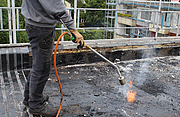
top-left (0, 56), bottom-right (180, 117)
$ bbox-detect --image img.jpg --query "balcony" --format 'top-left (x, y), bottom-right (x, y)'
top-left (149, 24), bottom-right (170, 34)
top-left (118, 16), bottom-right (136, 26)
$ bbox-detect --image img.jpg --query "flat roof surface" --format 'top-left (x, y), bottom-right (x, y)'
top-left (0, 56), bottom-right (179, 117)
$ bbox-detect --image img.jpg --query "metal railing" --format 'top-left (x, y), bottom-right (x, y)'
top-left (1, 0), bottom-right (180, 44)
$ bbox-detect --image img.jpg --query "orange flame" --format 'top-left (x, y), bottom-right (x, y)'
top-left (125, 81), bottom-right (137, 103)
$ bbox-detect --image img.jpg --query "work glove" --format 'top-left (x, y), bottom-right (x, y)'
top-left (70, 29), bottom-right (85, 49)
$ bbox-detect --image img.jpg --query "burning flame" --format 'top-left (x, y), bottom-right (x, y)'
top-left (125, 81), bottom-right (137, 103)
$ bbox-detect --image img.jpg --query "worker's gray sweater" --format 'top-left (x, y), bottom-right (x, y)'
top-left (21, 0), bottom-right (75, 30)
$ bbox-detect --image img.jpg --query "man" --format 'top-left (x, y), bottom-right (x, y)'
top-left (21, 0), bottom-right (84, 116)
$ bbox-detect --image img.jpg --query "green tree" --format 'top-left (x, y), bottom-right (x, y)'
top-left (66, 0), bottom-right (106, 27)
top-left (0, 0), bottom-right (6, 7)
top-left (81, 0), bottom-right (106, 27)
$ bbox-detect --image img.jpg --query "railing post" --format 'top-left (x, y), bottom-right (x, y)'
top-left (161, 13), bottom-right (164, 28)
top-left (74, 0), bottom-right (77, 27)
top-left (17, 9), bottom-right (19, 29)
top-left (61, 0), bottom-right (65, 41)
top-left (176, 13), bottom-right (180, 36)
top-left (0, 9), bottom-right (3, 29)
top-left (155, 0), bottom-right (162, 38)
top-left (12, 0), bottom-right (16, 44)
top-left (69, 9), bottom-right (72, 17)
top-left (77, 9), bottom-right (80, 28)
top-left (7, 0), bottom-right (12, 44)
top-left (115, 10), bottom-right (118, 28)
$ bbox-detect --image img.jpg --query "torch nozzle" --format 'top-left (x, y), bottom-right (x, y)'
top-left (118, 76), bottom-right (126, 85)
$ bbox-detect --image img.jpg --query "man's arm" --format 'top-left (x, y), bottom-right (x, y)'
top-left (38, 0), bottom-right (75, 30)
top-left (38, 0), bottom-right (84, 48)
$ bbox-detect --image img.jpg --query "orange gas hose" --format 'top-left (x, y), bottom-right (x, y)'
top-left (54, 31), bottom-right (68, 117)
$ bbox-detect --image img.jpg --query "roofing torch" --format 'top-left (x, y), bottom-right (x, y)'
top-left (55, 11), bottom-right (126, 85)
top-left (85, 45), bottom-right (126, 85)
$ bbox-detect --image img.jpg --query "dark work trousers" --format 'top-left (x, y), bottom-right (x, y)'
top-left (24, 23), bottom-right (55, 109)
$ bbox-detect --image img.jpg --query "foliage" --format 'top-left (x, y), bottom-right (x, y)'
top-left (0, 0), bottom-right (7, 7)
top-left (118, 13), bottom-right (132, 17)
top-left (15, 0), bottom-right (23, 7)
top-left (0, 32), bottom-right (9, 44)
top-left (17, 31), bottom-right (29, 43)
top-left (81, 0), bottom-right (106, 27)
top-left (80, 29), bottom-right (105, 40)
top-left (66, 0), bottom-right (106, 27)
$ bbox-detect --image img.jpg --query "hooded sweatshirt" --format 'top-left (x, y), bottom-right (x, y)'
top-left (21, 0), bottom-right (75, 30)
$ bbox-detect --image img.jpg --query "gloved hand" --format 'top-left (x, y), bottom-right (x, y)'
top-left (70, 29), bottom-right (85, 48)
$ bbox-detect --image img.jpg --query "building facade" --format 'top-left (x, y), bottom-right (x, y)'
top-left (106, 0), bottom-right (180, 39)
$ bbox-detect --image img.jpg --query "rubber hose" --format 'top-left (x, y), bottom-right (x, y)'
top-left (54, 31), bottom-right (68, 117)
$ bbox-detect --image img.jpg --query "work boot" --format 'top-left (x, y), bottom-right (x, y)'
top-left (29, 102), bottom-right (58, 117)
top-left (23, 95), bottom-right (49, 107)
